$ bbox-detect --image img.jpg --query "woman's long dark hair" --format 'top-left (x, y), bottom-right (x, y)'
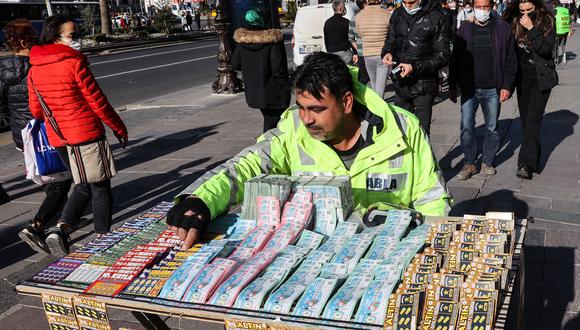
top-left (502, 0), bottom-right (554, 46)
top-left (39, 14), bottom-right (76, 45)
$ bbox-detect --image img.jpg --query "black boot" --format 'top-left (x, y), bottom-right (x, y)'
top-left (516, 165), bottom-right (532, 180)
top-left (0, 185), bottom-right (9, 205)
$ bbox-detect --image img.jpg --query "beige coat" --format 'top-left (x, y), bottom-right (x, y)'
top-left (355, 5), bottom-right (391, 57)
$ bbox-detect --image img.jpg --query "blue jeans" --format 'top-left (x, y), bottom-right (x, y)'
top-left (460, 88), bottom-right (501, 166)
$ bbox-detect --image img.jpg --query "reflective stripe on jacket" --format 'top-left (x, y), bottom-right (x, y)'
top-left (179, 68), bottom-right (452, 219)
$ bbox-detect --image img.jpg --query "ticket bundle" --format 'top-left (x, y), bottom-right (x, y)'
top-left (182, 258), bottom-right (238, 303)
top-left (241, 175), bottom-right (293, 221)
top-left (209, 251), bottom-right (277, 307)
top-left (292, 277), bottom-right (340, 317)
top-left (32, 259), bottom-right (83, 285)
top-left (323, 272), bottom-right (374, 321)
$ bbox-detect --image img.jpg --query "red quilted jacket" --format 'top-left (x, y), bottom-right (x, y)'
top-left (28, 44), bottom-right (127, 147)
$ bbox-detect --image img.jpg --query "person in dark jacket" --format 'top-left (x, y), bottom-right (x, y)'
top-left (381, 0), bottom-right (451, 135)
top-left (0, 19), bottom-right (74, 254)
top-left (324, 0), bottom-right (359, 65)
top-left (503, 0), bottom-right (558, 179)
top-left (232, 8), bottom-right (291, 132)
top-left (448, 0), bottom-right (518, 180)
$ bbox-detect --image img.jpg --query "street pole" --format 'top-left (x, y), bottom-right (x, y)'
top-left (212, 0), bottom-right (243, 94)
top-left (44, 0), bottom-right (53, 16)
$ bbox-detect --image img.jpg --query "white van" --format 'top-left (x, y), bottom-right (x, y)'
top-left (292, 3), bottom-right (355, 66)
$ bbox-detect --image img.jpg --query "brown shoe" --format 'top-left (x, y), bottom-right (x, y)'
top-left (481, 164), bottom-right (496, 175)
top-left (457, 164), bottom-right (478, 180)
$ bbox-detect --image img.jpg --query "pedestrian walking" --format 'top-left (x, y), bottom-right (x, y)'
top-left (457, 0), bottom-right (475, 28)
top-left (194, 10), bottom-right (201, 30)
top-left (448, 0), bottom-right (518, 180)
top-left (324, 0), bottom-right (359, 64)
top-left (181, 12), bottom-right (190, 31)
top-left (351, 0), bottom-right (370, 85)
top-left (28, 15), bottom-right (129, 256)
top-left (381, 0), bottom-right (451, 135)
top-left (0, 19), bottom-right (75, 254)
top-left (503, 0), bottom-right (558, 179)
top-left (186, 11), bottom-right (193, 31)
top-left (356, 0), bottom-right (392, 98)
top-left (232, 9), bottom-right (291, 132)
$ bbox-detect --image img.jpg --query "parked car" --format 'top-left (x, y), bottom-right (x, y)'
top-left (292, 3), bottom-right (354, 66)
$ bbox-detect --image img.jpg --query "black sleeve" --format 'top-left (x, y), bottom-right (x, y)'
top-left (381, 10), bottom-right (399, 58)
top-left (526, 20), bottom-right (556, 59)
top-left (412, 12), bottom-right (451, 76)
top-left (324, 21), bottom-right (330, 51)
top-left (502, 29), bottom-right (518, 90)
top-left (448, 30), bottom-right (466, 90)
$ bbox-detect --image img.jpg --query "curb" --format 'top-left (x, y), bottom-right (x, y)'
top-left (82, 32), bottom-right (217, 54)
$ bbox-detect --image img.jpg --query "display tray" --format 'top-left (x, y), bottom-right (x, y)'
top-left (15, 216), bottom-right (527, 330)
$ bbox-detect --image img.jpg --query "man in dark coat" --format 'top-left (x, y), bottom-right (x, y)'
top-left (232, 9), bottom-right (291, 132)
top-left (448, 0), bottom-right (517, 180)
top-left (381, 0), bottom-right (451, 135)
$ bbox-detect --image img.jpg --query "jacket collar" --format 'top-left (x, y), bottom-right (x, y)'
top-left (29, 44), bottom-right (85, 66)
top-left (233, 28), bottom-right (283, 44)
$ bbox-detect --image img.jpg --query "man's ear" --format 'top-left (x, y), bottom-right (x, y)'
top-left (342, 91), bottom-right (354, 114)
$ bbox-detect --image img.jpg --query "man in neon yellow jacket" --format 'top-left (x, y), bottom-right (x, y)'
top-left (167, 52), bottom-right (451, 249)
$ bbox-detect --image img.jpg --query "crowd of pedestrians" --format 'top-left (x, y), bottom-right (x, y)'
top-left (320, 0), bottom-right (565, 181)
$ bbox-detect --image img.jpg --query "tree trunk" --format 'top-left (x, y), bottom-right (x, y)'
top-left (99, 0), bottom-right (112, 35)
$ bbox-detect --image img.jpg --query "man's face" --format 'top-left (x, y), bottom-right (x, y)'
top-left (402, 0), bottom-right (420, 10)
top-left (296, 89), bottom-right (352, 142)
top-left (473, 0), bottom-right (491, 11)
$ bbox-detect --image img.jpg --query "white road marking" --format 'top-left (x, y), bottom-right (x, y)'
top-left (90, 43), bottom-right (219, 65)
top-left (95, 55), bottom-right (216, 79)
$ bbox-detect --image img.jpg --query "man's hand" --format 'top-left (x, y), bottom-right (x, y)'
top-left (383, 53), bottom-right (394, 66)
top-left (352, 54), bottom-right (359, 64)
top-left (399, 63), bottom-right (413, 78)
top-left (520, 14), bottom-right (533, 30)
top-left (166, 197), bottom-right (210, 250)
top-left (499, 89), bottom-right (511, 103)
top-left (448, 88), bottom-right (458, 103)
top-left (115, 133), bottom-right (128, 149)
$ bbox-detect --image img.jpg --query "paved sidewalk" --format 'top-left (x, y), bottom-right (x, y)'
top-left (1, 33), bottom-right (579, 329)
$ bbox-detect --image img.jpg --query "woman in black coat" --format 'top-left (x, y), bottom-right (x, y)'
top-left (0, 19), bottom-right (73, 254)
top-left (504, 0), bottom-right (558, 179)
top-left (232, 9), bottom-right (291, 132)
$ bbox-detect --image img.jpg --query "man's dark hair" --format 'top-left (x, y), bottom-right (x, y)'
top-left (292, 52), bottom-right (353, 102)
top-left (40, 14), bottom-right (76, 45)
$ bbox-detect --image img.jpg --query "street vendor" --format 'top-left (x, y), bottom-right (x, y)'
top-left (167, 52), bottom-right (452, 249)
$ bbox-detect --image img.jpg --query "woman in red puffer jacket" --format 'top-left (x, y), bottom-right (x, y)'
top-left (27, 15), bottom-right (128, 257)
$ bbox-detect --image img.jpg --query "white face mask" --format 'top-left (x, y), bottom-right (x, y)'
top-left (404, 3), bottom-right (421, 15)
top-left (449, 2), bottom-right (457, 9)
top-left (474, 8), bottom-right (490, 22)
top-left (61, 37), bottom-right (82, 51)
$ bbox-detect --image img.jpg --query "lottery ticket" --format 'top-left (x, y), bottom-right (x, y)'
top-left (334, 221), bottom-right (359, 238)
top-left (73, 296), bottom-right (111, 330)
top-left (238, 226), bottom-right (275, 251)
top-left (354, 279), bottom-right (398, 325)
top-left (281, 201), bottom-right (314, 228)
top-left (295, 230), bottom-right (325, 252)
top-left (292, 277), bottom-right (339, 317)
top-left (331, 233), bottom-right (374, 272)
top-left (385, 290), bottom-right (420, 330)
top-left (320, 263), bottom-right (349, 279)
top-left (157, 255), bottom-right (211, 300)
top-left (61, 264), bottom-right (109, 287)
top-left (290, 190), bottom-right (313, 204)
top-left (323, 272), bottom-right (374, 321)
top-left (263, 282), bottom-right (308, 314)
top-left (182, 258), bottom-right (238, 303)
top-left (228, 247), bottom-right (257, 263)
top-left (352, 258), bottom-right (381, 275)
top-left (233, 276), bottom-right (282, 310)
top-left (209, 252), bottom-right (276, 307)
top-left (365, 236), bottom-right (398, 260)
top-left (262, 229), bottom-right (295, 253)
top-left (42, 293), bottom-right (79, 330)
top-left (257, 196), bottom-right (281, 227)
top-left (317, 235), bottom-right (348, 254)
top-left (32, 260), bottom-right (83, 285)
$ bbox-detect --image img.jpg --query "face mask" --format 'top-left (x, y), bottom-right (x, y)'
top-left (404, 3), bottom-right (421, 15)
top-left (527, 11), bottom-right (536, 20)
top-left (474, 8), bottom-right (490, 22)
top-left (61, 37), bottom-right (82, 51)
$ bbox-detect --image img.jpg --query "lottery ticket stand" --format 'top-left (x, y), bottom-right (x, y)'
top-left (16, 216), bottom-right (528, 330)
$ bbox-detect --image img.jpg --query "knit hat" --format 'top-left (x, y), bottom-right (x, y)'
top-left (244, 8), bottom-right (266, 29)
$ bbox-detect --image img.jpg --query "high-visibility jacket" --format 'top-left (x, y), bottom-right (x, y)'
top-left (555, 7), bottom-right (571, 36)
top-left (179, 69), bottom-right (452, 219)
